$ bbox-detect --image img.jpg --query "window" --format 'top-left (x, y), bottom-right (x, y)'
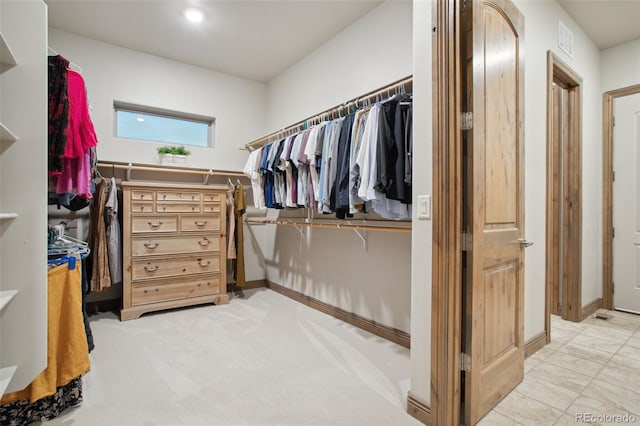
top-left (114, 102), bottom-right (215, 148)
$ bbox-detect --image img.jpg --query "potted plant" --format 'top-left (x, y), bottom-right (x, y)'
top-left (157, 145), bottom-right (191, 164)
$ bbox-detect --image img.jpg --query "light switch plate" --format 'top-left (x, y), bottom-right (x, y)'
top-left (418, 195), bottom-right (431, 220)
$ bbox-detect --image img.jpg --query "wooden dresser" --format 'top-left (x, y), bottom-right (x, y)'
top-left (120, 182), bottom-right (229, 320)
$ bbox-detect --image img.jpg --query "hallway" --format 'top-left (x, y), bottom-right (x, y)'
top-left (481, 310), bottom-right (640, 425)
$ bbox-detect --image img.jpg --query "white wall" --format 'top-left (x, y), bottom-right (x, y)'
top-left (251, 0), bottom-right (414, 335)
top-left (601, 38), bottom-right (640, 92)
top-left (409, 0), bottom-right (432, 407)
top-left (266, 0), bottom-right (413, 132)
top-left (515, 0), bottom-right (602, 335)
top-left (48, 29), bottom-right (267, 172)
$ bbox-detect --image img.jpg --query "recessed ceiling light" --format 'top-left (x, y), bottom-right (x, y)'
top-left (184, 8), bottom-right (204, 23)
top-left (136, 117), bottom-right (145, 122)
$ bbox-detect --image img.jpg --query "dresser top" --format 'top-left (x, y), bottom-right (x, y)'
top-left (120, 181), bottom-right (228, 191)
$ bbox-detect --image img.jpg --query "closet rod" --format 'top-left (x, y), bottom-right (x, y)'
top-left (97, 161), bottom-right (246, 179)
top-left (244, 218), bottom-right (412, 233)
top-left (245, 75), bottom-right (413, 151)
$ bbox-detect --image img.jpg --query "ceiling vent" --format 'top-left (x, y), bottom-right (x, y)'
top-left (558, 21), bottom-right (574, 58)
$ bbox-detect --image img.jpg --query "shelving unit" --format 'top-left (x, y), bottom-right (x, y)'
top-left (0, 365), bottom-right (17, 396)
top-left (0, 290), bottom-right (17, 313)
top-left (0, 121), bottom-right (17, 144)
top-left (0, 31), bottom-right (17, 74)
top-left (0, 1), bottom-right (48, 396)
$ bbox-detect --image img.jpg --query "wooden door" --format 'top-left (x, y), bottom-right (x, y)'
top-left (462, 0), bottom-right (525, 424)
top-left (613, 92), bottom-right (640, 313)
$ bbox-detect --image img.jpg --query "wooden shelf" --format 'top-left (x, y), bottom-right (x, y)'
top-left (0, 213), bottom-right (18, 220)
top-left (0, 290), bottom-right (18, 313)
top-left (0, 365), bottom-right (17, 396)
top-left (0, 32), bottom-right (17, 74)
top-left (0, 121), bottom-right (18, 144)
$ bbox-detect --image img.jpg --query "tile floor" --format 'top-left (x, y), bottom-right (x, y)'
top-left (481, 309), bottom-right (640, 426)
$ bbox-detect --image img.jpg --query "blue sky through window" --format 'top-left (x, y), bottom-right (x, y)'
top-left (116, 110), bottom-right (210, 147)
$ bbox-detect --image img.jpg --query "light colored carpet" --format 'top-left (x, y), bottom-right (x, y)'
top-left (46, 288), bottom-right (421, 426)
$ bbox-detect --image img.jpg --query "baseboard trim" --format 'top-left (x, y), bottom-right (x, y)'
top-left (582, 298), bottom-right (603, 320)
top-left (524, 331), bottom-right (547, 358)
top-left (265, 281), bottom-right (411, 348)
top-left (227, 279), bottom-right (267, 292)
top-left (407, 392), bottom-right (431, 425)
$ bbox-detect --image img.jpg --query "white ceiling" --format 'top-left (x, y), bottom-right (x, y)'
top-left (45, 0), bottom-right (383, 82)
top-left (557, 0), bottom-right (640, 50)
top-left (45, 0), bottom-right (640, 83)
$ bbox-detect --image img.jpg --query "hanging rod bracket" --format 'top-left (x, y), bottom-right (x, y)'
top-left (347, 221), bottom-right (367, 250)
top-left (203, 169), bottom-right (213, 185)
top-left (126, 163), bottom-right (133, 181)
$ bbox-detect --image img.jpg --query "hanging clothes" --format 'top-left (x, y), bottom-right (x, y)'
top-left (48, 55), bottom-right (70, 176)
top-left (105, 177), bottom-right (122, 284)
top-left (0, 263), bottom-right (90, 407)
top-left (233, 182), bottom-right (246, 288)
top-left (226, 183), bottom-right (237, 260)
top-left (88, 180), bottom-right (111, 291)
top-left (242, 94), bottom-right (413, 220)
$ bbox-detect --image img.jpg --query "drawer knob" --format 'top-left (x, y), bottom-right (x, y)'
top-left (195, 221), bottom-right (207, 226)
top-left (140, 206), bottom-right (146, 212)
top-left (144, 242), bottom-right (159, 249)
top-left (197, 283), bottom-right (201, 287)
top-left (163, 206), bottom-right (166, 211)
top-left (198, 259), bottom-right (211, 267)
top-left (192, 206), bottom-right (195, 212)
top-left (155, 288), bottom-right (159, 292)
top-left (198, 239), bottom-right (210, 247)
top-left (144, 289), bottom-right (148, 294)
top-left (144, 265), bottom-right (158, 272)
top-left (148, 221), bottom-right (163, 229)
top-left (192, 195), bottom-right (195, 200)
top-left (163, 194), bottom-right (166, 200)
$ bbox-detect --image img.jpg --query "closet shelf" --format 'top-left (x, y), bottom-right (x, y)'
top-left (245, 218), bottom-right (412, 233)
top-left (97, 161), bottom-right (247, 183)
top-left (0, 213), bottom-right (18, 220)
top-left (245, 75), bottom-right (413, 151)
top-left (0, 365), bottom-right (17, 396)
top-left (0, 121), bottom-right (18, 144)
top-left (0, 290), bottom-right (18, 313)
top-left (0, 32), bottom-right (18, 74)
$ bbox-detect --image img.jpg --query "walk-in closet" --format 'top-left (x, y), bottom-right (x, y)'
top-left (1, 0), bottom-right (639, 424)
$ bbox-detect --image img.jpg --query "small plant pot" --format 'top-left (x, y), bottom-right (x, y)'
top-left (174, 154), bottom-right (187, 165)
top-left (159, 153), bottom-right (175, 164)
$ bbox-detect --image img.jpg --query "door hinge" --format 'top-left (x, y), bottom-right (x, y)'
top-left (460, 353), bottom-right (471, 372)
top-left (462, 232), bottom-right (473, 251)
top-left (613, 171), bottom-right (616, 182)
top-left (613, 227), bottom-right (615, 238)
top-left (461, 112), bottom-right (473, 130)
top-left (613, 116), bottom-right (616, 126)
top-left (612, 282), bottom-right (615, 294)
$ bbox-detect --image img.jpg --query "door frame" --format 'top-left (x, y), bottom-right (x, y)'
top-left (430, 0), bottom-right (463, 424)
top-left (602, 83), bottom-right (640, 309)
top-left (545, 51), bottom-right (583, 328)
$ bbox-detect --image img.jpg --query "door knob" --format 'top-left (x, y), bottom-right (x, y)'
top-left (517, 238), bottom-right (534, 248)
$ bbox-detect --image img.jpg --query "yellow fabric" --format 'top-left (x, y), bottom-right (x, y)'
top-left (1, 263), bottom-right (91, 404)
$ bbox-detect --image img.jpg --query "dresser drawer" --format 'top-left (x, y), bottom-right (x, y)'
top-left (157, 191), bottom-right (201, 202)
top-left (131, 190), bottom-right (154, 202)
top-left (156, 203), bottom-right (201, 213)
top-left (203, 203), bottom-right (221, 213)
top-left (132, 274), bottom-right (221, 306)
top-left (131, 202), bottom-right (154, 213)
top-left (180, 214), bottom-right (221, 232)
top-left (203, 193), bottom-right (222, 203)
top-left (131, 216), bottom-right (178, 233)
top-left (132, 255), bottom-right (221, 280)
top-left (132, 234), bottom-right (219, 256)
